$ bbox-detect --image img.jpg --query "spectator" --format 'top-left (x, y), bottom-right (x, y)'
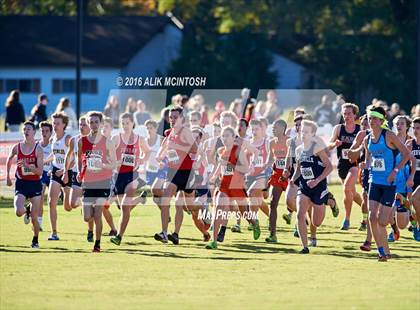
top-left (189, 111), bottom-right (202, 128)
top-left (4, 89), bottom-right (25, 132)
top-left (239, 88), bottom-right (251, 116)
top-left (55, 97), bottom-right (78, 130)
top-left (229, 99), bottom-right (243, 119)
top-left (157, 107), bottom-right (170, 137)
top-left (200, 105), bottom-right (210, 127)
top-left (104, 95), bottom-right (120, 128)
top-left (314, 95), bottom-right (335, 126)
top-left (125, 97), bottom-right (137, 116)
top-left (263, 90), bottom-right (281, 122)
top-left (411, 104), bottom-right (420, 118)
top-left (29, 93), bottom-right (48, 128)
top-left (134, 100), bottom-right (151, 126)
top-left (254, 100), bottom-right (266, 119)
top-left (212, 100), bottom-right (225, 123)
top-left (390, 103), bottom-right (402, 120)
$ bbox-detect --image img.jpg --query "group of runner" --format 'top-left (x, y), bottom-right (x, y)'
top-left (5, 102), bottom-right (420, 261)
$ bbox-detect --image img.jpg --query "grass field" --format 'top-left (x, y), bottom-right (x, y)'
top-left (0, 184), bottom-right (419, 309)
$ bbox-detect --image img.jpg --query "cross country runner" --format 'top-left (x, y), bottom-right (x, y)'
top-left (407, 117), bottom-right (420, 241)
top-left (77, 111), bottom-right (116, 252)
top-left (6, 121), bottom-right (43, 248)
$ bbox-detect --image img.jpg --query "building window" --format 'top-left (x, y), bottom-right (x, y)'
top-left (52, 79), bottom-right (98, 94)
top-left (0, 79), bottom-right (40, 93)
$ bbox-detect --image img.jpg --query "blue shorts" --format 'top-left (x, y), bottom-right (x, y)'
top-left (113, 171), bottom-right (139, 196)
top-left (368, 183), bottom-right (396, 207)
top-left (298, 180), bottom-right (328, 205)
top-left (15, 177), bottom-right (42, 198)
top-left (41, 170), bottom-right (50, 186)
top-left (146, 169), bottom-right (167, 186)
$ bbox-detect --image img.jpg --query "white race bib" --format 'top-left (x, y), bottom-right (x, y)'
top-left (416, 159), bottom-right (420, 171)
top-left (43, 161), bottom-right (51, 171)
top-left (22, 165), bottom-right (35, 176)
top-left (146, 162), bottom-right (159, 173)
top-left (301, 167), bottom-right (315, 180)
top-left (122, 153), bottom-right (135, 167)
top-left (275, 158), bottom-right (286, 169)
top-left (254, 156), bottom-right (263, 168)
top-left (87, 157), bottom-right (101, 171)
top-left (223, 164), bottom-right (234, 176)
top-left (56, 157), bottom-right (65, 165)
top-left (341, 149), bottom-right (349, 160)
top-left (372, 157), bottom-right (385, 172)
top-left (167, 150), bottom-right (179, 163)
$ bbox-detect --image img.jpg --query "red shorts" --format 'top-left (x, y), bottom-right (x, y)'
top-left (268, 170), bottom-right (288, 190)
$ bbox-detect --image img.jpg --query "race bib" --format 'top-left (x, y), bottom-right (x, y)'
top-left (275, 158), bottom-right (286, 169)
top-left (146, 162), bottom-right (159, 173)
top-left (56, 157), bottom-right (65, 165)
top-left (223, 164), bottom-right (234, 176)
top-left (122, 153), bottom-right (135, 167)
top-left (43, 161), bottom-right (51, 170)
top-left (254, 156), bottom-right (263, 168)
top-left (167, 150), bottom-right (179, 163)
top-left (416, 159), bottom-right (420, 171)
top-left (87, 157), bottom-right (102, 171)
top-left (301, 167), bottom-right (315, 180)
top-left (372, 157), bottom-right (385, 172)
top-left (22, 165), bottom-right (35, 176)
top-left (341, 149), bottom-right (349, 160)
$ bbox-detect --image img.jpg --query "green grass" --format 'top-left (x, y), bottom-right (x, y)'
top-left (0, 184), bottom-right (419, 309)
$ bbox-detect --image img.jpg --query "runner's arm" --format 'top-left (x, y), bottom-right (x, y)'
top-left (6, 144), bottom-right (17, 184)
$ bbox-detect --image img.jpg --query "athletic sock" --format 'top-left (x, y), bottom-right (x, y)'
top-left (94, 240), bottom-right (101, 248)
top-left (32, 236), bottom-right (38, 244)
top-left (219, 226), bottom-right (227, 235)
top-left (378, 246), bottom-right (386, 257)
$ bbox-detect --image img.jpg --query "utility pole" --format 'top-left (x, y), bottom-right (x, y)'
top-left (76, 0), bottom-right (83, 119)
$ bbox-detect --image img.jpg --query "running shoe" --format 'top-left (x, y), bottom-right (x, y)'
top-left (253, 220), bottom-right (261, 240)
top-left (327, 192), bottom-right (339, 217)
top-left (108, 230), bottom-right (118, 236)
top-left (396, 193), bottom-right (410, 209)
top-left (358, 221), bottom-right (367, 231)
top-left (87, 231), bottom-right (94, 243)
top-left (341, 219), bottom-right (350, 231)
top-left (205, 241), bottom-right (217, 250)
top-left (408, 225), bottom-right (413, 232)
top-left (393, 229), bottom-right (400, 241)
top-left (48, 234), bottom-right (59, 241)
top-left (360, 241), bottom-right (371, 251)
top-left (203, 232), bottom-right (211, 242)
top-left (110, 235), bottom-right (122, 246)
top-left (92, 246), bottom-right (101, 253)
top-left (217, 229), bottom-right (226, 243)
top-left (377, 255), bottom-right (387, 262)
top-left (388, 231), bottom-right (395, 242)
top-left (154, 232), bottom-right (168, 243)
top-left (168, 232), bottom-right (179, 245)
top-left (231, 224), bottom-right (241, 233)
top-left (282, 213), bottom-right (292, 225)
top-left (299, 247), bottom-right (309, 254)
top-left (414, 227), bottom-right (420, 241)
top-left (139, 191), bottom-right (147, 205)
top-left (386, 254), bottom-right (392, 260)
top-left (293, 226), bottom-right (299, 238)
top-left (265, 235), bottom-right (278, 243)
top-left (31, 242), bottom-right (39, 249)
top-left (24, 204), bottom-right (31, 225)
top-left (309, 237), bottom-right (317, 247)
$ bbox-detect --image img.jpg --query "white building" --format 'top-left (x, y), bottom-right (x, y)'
top-left (0, 15), bottom-right (182, 115)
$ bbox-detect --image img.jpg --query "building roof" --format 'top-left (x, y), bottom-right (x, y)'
top-left (0, 15), bottom-right (171, 67)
